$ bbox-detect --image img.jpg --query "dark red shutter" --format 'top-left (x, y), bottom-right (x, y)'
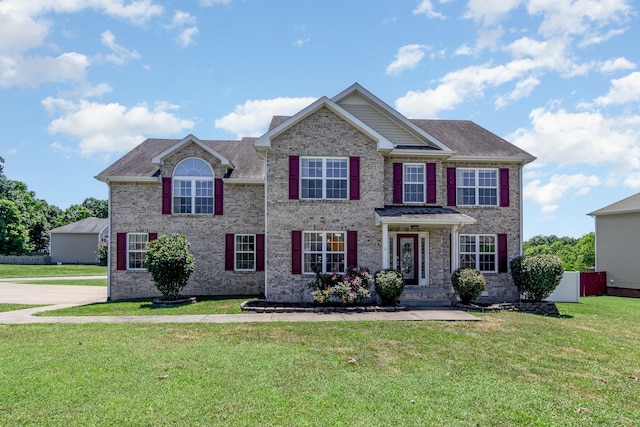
top-left (393, 163), bottom-right (402, 204)
top-left (256, 233), bottom-right (265, 272)
top-left (446, 167), bottom-right (456, 206)
top-left (148, 233), bottom-right (158, 242)
top-left (289, 156), bottom-right (300, 200)
top-left (499, 168), bottom-right (510, 207)
top-left (349, 156), bottom-right (360, 200)
top-left (215, 178), bottom-right (224, 215)
top-left (225, 234), bottom-right (235, 271)
top-left (426, 162), bottom-right (436, 204)
top-left (498, 233), bottom-right (508, 273)
top-left (116, 233), bottom-right (127, 270)
top-left (291, 230), bottom-right (302, 274)
top-left (347, 230), bottom-right (357, 268)
top-left (162, 177), bottom-right (172, 214)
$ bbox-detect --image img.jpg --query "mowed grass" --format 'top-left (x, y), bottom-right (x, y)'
top-left (0, 264), bottom-right (107, 278)
top-left (38, 296), bottom-right (256, 316)
top-left (12, 278), bottom-right (107, 286)
top-left (1, 297), bottom-right (639, 426)
top-left (0, 303), bottom-right (44, 313)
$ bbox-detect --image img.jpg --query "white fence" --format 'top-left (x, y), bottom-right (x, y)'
top-left (546, 271), bottom-right (580, 303)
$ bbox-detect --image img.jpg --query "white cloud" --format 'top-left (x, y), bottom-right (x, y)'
top-left (99, 30), bottom-right (140, 65)
top-left (593, 72), bottom-right (640, 106)
top-left (214, 97), bottom-right (317, 137)
top-left (463, 0), bottom-right (523, 26)
top-left (168, 10), bottom-right (196, 28)
top-left (166, 11), bottom-right (199, 47)
top-left (623, 172), bottom-right (640, 187)
top-left (495, 76), bottom-right (540, 108)
top-left (0, 52), bottom-right (89, 87)
top-left (524, 173), bottom-right (601, 212)
top-left (42, 97), bottom-right (194, 156)
top-left (293, 37), bottom-right (310, 48)
top-left (599, 57), bottom-right (636, 73)
top-left (177, 27), bottom-right (199, 47)
top-left (386, 44), bottom-right (429, 76)
top-left (580, 28), bottom-right (627, 47)
top-left (413, 0), bottom-right (446, 19)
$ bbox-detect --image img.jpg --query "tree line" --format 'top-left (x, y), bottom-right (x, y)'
top-left (0, 157), bottom-right (107, 255)
top-left (523, 232), bottom-right (595, 272)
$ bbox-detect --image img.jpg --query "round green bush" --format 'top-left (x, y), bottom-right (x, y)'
top-left (510, 254), bottom-right (563, 301)
top-left (451, 268), bottom-right (485, 304)
top-left (144, 234), bottom-right (195, 301)
top-left (374, 269), bottom-right (405, 306)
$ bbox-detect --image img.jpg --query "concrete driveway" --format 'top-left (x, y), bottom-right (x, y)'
top-left (0, 279), bottom-right (107, 305)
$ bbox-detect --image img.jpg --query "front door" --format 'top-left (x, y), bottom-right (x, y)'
top-left (397, 234), bottom-right (418, 286)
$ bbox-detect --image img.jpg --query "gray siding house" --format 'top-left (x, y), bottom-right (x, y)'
top-left (49, 217), bottom-right (109, 264)
top-left (96, 83), bottom-right (535, 304)
top-left (589, 192), bottom-right (640, 297)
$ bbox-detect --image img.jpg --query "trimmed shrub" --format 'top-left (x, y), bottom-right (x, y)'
top-left (451, 268), bottom-right (485, 304)
top-left (144, 234), bottom-right (195, 301)
top-left (510, 254), bottom-right (564, 301)
top-left (307, 266), bottom-right (371, 305)
top-left (374, 269), bottom-right (405, 306)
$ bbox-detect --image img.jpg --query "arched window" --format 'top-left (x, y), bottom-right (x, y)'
top-left (172, 158), bottom-right (214, 214)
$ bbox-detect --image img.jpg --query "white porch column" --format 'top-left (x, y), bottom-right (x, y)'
top-left (451, 224), bottom-right (460, 272)
top-left (381, 222), bottom-right (390, 269)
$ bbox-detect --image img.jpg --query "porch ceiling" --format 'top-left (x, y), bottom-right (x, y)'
top-left (374, 206), bottom-right (476, 227)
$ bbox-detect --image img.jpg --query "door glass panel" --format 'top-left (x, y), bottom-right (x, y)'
top-left (400, 237), bottom-right (414, 281)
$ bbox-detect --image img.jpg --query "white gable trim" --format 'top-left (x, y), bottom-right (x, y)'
top-left (254, 97), bottom-right (395, 153)
top-left (151, 134), bottom-right (233, 167)
top-left (333, 83), bottom-right (453, 152)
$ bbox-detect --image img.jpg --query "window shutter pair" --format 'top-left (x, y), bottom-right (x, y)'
top-left (291, 230), bottom-right (358, 274)
top-left (392, 163), bottom-right (437, 204)
top-left (116, 232), bottom-right (157, 270)
top-left (446, 167), bottom-right (510, 207)
top-left (162, 177), bottom-right (224, 215)
top-left (289, 156), bottom-right (360, 200)
top-left (225, 234), bottom-right (265, 272)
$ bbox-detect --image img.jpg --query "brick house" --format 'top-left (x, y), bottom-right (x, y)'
top-left (96, 83), bottom-right (535, 304)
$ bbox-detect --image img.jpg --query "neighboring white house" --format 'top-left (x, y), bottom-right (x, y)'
top-left (588, 192), bottom-right (640, 298)
top-left (49, 217), bottom-right (109, 264)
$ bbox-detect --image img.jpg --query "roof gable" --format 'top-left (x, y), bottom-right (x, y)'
top-left (49, 217), bottom-right (109, 234)
top-left (152, 134), bottom-right (232, 168)
top-left (254, 96), bottom-right (395, 153)
top-left (589, 192), bottom-right (640, 216)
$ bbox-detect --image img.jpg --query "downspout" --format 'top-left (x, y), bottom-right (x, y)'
top-left (519, 163), bottom-right (524, 256)
top-left (263, 152), bottom-right (268, 300)
top-left (106, 181), bottom-right (112, 301)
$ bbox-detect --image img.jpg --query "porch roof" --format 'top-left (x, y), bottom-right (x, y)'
top-left (374, 206), bottom-right (476, 227)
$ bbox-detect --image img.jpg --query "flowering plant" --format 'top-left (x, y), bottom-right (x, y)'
top-left (308, 266), bottom-right (371, 304)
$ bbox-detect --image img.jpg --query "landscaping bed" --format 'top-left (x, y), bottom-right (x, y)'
top-left (241, 299), bottom-right (407, 313)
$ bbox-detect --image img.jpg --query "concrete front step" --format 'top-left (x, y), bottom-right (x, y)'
top-left (400, 286), bottom-right (455, 307)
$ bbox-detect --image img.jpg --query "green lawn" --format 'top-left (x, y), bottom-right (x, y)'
top-left (0, 303), bottom-right (45, 313)
top-left (38, 296), bottom-right (255, 316)
top-left (0, 264), bottom-right (107, 278)
top-left (1, 296), bottom-right (639, 426)
top-left (12, 278), bottom-right (107, 286)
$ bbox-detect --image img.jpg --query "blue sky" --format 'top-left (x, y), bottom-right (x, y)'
top-left (1, 0), bottom-right (638, 240)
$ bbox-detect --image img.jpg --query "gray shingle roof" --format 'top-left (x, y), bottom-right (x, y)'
top-left (96, 137), bottom-right (263, 181)
top-left (588, 192), bottom-right (640, 216)
top-left (49, 217), bottom-right (109, 234)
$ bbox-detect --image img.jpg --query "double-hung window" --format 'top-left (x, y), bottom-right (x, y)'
top-left (457, 169), bottom-right (498, 206)
top-left (301, 157), bottom-right (348, 200)
top-left (403, 163), bottom-right (425, 203)
top-left (173, 158), bottom-right (214, 214)
top-left (459, 234), bottom-right (497, 273)
top-left (127, 233), bottom-right (149, 270)
top-left (235, 234), bottom-right (256, 271)
top-left (303, 231), bottom-right (345, 274)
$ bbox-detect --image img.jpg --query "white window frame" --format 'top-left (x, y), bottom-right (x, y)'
top-left (300, 157), bottom-right (348, 200)
top-left (127, 233), bottom-right (149, 270)
top-left (403, 163), bottom-right (425, 204)
top-left (459, 234), bottom-right (497, 273)
top-left (235, 234), bottom-right (256, 272)
top-left (173, 157), bottom-right (215, 214)
top-left (302, 231), bottom-right (346, 274)
top-left (456, 168), bottom-right (498, 206)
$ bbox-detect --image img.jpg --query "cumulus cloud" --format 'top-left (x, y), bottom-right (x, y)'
top-left (524, 173), bottom-right (601, 213)
top-left (599, 57), bottom-right (636, 73)
top-left (413, 0), bottom-right (446, 19)
top-left (42, 97), bottom-right (194, 156)
top-left (215, 97), bottom-right (317, 137)
top-left (495, 76), bottom-right (540, 109)
top-left (98, 30), bottom-right (141, 65)
top-left (166, 11), bottom-right (199, 47)
top-left (463, 0), bottom-right (522, 27)
top-left (0, 52), bottom-right (90, 87)
top-left (386, 44), bottom-right (429, 76)
top-left (593, 71), bottom-right (640, 106)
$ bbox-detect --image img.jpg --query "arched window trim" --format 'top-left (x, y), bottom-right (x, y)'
top-left (172, 157), bottom-right (215, 214)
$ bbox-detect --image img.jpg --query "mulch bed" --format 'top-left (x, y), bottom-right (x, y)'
top-left (240, 299), bottom-right (407, 313)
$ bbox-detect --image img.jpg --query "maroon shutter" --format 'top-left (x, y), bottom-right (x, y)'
top-left (148, 233), bottom-right (158, 242)
top-left (347, 230), bottom-right (358, 268)
top-left (498, 233), bottom-right (508, 273)
top-left (393, 163), bottom-right (403, 204)
top-left (426, 162), bottom-right (436, 204)
top-left (289, 156), bottom-right (300, 200)
top-left (225, 234), bottom-right (235, 271)
top-left (349, 156), bottom-right (360, 200)
top-left (162, 177), bottom-right (172, 214)
top-left (116, 233), bottom-right (127, 270)
top-left (256, 234), bottom-right (265, 272)
top-left (215, 178), bottom-right (224, 215)
top-left (291, 230), bottom-right (302, 274)
top-left (499, 168), bottom-right (510, 207)
top-left (446, 167), bottom-right (456, 206)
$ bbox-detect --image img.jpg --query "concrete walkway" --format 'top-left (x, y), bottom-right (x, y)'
top-left (0, 279), bottom-right (479, 324)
